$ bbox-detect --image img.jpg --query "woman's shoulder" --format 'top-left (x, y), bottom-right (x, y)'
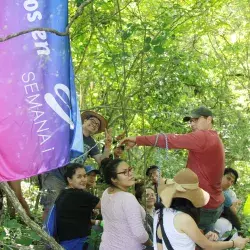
top-left (173, 211), bottom-right (196, 232)
top-left (120, 191), bottom-right (137, 200)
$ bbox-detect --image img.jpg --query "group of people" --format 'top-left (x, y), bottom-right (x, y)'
top-left (9, 107), bottom-right (250, 249)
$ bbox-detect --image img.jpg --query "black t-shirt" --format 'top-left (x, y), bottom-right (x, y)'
top-left (55, 188), bottom-right (100, 241)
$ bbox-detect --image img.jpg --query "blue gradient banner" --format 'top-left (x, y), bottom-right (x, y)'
top-left (0, 0), bottom-right (83, 181)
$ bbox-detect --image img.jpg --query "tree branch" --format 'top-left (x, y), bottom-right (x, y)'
top-left (0, 182), bottom-right (63, 250)
top-left (0, 0), bottom-right (93, 42)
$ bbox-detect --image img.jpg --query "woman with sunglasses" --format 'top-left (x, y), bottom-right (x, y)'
top-left (100, 158), bottom-right (153, 250)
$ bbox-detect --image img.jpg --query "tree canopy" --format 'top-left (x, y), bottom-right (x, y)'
top-left (70, 0), bottom-right (250, 172)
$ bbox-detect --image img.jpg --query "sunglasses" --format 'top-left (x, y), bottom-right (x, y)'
top-left (117, 167), bottom-right (133, 176)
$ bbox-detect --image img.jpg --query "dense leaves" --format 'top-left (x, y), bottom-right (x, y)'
top-left (70, 0), bottom-right (249, 168)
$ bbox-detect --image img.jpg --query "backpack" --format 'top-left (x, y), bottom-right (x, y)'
top-left (43, 204), bottom-right (58, 241)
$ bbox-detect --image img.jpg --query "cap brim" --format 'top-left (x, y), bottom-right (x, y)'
top-left (183, 114), bottom-right (200, 122)
top-left (81, 111), bottom-right (107, 133)
top-left (87, 170), bottom-right (100, 175)
top-left (183, 116), bottom-right (191, 122)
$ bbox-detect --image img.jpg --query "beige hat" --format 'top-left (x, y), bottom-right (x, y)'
top-left (81, 110), bottom-right (107, 134)
top-left (158, 168), bottom-right (210, 208)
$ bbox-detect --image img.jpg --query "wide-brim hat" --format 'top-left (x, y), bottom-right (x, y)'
top-left (183, 106), bottom-right (213, 122)
top-left (158, 168), bottom-right (210, 208)
top-left (81, 110), bottom-right (107, 133)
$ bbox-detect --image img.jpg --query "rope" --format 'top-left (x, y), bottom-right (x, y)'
top-left (70, 141), bottom-right (102, 163)
top-left (154, 133), bottom-right (169, 202)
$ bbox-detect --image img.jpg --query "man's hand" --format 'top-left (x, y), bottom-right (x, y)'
top-left (115, 131), bottom-right (126, 141)
top-left (105, 128), bottom-right (112, 148)
top-left (119, 136), bottom-right (136, 150)
top-left (232, 199), bottom-right (242, 210)
top-left (205, 231), bottom-right (219, 241)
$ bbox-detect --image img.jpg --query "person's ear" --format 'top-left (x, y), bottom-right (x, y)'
top-left (67, 177), bottom-right (72, 185)
top-left (111, 177), bottom-right (118, 184)
top-left (207, 116), bottom-right (213, 124)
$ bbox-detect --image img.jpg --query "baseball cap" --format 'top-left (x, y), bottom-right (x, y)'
top-left (84, 165), bottom-right (100, 175)
top-left (183, 106), bottom-right (213, 122)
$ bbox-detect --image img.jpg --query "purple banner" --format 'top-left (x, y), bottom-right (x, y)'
top-left (0, 0), bottom-right (83, 181)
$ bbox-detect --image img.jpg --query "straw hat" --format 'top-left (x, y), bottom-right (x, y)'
top-left (81, 110), bottom-right (107, 134)
top-left (158, 168), bottom-right (210, 208)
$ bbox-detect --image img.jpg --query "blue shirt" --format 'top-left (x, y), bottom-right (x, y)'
top-left (223, 190), bottom-right (233, 208)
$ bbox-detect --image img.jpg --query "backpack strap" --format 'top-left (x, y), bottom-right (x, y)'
top-left (156, 208), bottom-right (174, 250)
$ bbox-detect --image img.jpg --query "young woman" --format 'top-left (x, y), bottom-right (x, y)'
top-left (136, 185), bottom-right (157, 241)
top-left (154, 168), bottom-right (249, 250)
top-left (55, 163), bottom-right (100, 250)
top-left (144, 187), bottom-right (156, 218)
top-left (100, 158), bottom-right (153, 250)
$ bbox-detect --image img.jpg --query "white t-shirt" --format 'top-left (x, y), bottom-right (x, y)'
top-left (153, 208), bottom-right (195, 250)
top-left (214, 217), bottom-right (238, 241)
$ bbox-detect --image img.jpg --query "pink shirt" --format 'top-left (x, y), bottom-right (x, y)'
top-left (100, 189), bottom-right (148, 250)
top-left (136, 130), bottom-right (225, 209)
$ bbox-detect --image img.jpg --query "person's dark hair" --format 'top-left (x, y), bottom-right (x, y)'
top-left (170, 198), bottom-right (200, 224)
top-left (64, 163), bottom-right (84, 184)
top-left (135, 182), bottom-right (145, 202)
top-left (101, 158), bottom-right (124, 187)
top-left (224, 167), bottom-right (239, 184)
top-left (146, 165), bottom-right (159, 176)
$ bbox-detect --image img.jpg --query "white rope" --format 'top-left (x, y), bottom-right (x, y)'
top-left (70, 141), bottom-right (102, 163)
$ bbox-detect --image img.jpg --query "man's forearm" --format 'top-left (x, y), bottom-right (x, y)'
top-left (101, 146), bottom-right (111, 159)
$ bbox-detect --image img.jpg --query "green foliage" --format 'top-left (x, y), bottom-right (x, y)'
top-left (86, 228), bottom-right (102, 250)
top-left (0, 217), bottom-right (41, 248)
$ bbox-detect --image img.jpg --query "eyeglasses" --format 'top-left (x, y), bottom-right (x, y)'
top-left (117, 167), bottom-right (133, 176)
top-left (88, 118), bottom-right (100, 128)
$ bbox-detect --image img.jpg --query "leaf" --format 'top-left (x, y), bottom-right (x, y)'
top-left (3, 219), bottom-right (21, 229)
top-left (15, 236), bottom-right (33, 246)
top-left (143, 44), bottom-right (151, 52)
top-left (0, 231), bottom-right (6, 240)
top-left (122, 31), bottom-right (132, 40)
top-left (75, 0), bottom-right (84, 7)
top-left (153, 46), bottom-right (164, 54)
top-left (145, 37), bottom-right (151, 43)
top-left (151, 37), bottom-right (161, 45)
top-left (23, 230), bottom-right (41, 241)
